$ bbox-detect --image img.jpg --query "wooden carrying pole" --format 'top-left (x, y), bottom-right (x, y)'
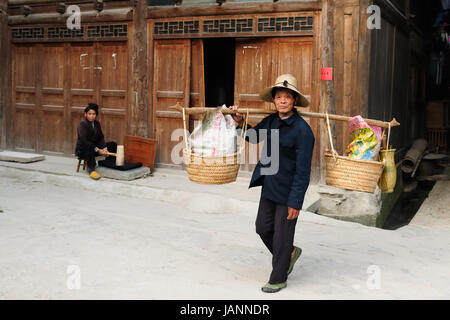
top-left (170, 103), bottom-right (400, 129)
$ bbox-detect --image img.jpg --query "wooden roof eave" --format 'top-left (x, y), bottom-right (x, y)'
top-left (146, 0), bottom-right (323, 19)
top-left (8, 7), bottom-right (133, 25)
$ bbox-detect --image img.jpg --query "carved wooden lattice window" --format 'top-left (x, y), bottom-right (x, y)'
top-left (152, 14), bottom-right (314, 38)
top-left (11, 27), bottom-right (45, 40)
top-left (11, 24), bottom-right (128, 42)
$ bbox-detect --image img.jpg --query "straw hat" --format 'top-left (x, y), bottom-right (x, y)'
top-left (259, 74), bottom-right (309, 107)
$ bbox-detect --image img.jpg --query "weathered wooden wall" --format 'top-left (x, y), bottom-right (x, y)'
top-left (368, 0), bottom-right (419, 150)
top-left (0, 0), bottom-right (11, 149)
top-left (324, 0), bottom-right (372, 157)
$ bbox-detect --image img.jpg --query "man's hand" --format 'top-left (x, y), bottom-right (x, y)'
top-left (230, 106), bottom-right (244, 127)
top-left (287, 207), bottom-right (300, 220)
top-left (98, 148), bottom-right (108, 156)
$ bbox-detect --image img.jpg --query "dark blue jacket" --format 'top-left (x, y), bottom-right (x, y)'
top-left (244, 108), bottom-right (315, 210)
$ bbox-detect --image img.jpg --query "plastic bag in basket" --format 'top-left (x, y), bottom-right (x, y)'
top-left (345, 115), bottom-right (382, 160)
top-left (189, 105), bottom-right (237, 156)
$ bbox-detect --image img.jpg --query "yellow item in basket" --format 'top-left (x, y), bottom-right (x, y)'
top-left (345, 115), bottom-right (382, 160)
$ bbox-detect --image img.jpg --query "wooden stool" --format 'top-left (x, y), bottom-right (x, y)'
top-left (76, 158), bottom-right (87, 172)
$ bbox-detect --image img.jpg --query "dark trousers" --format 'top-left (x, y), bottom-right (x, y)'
top-left (77, 141), bottom-right (116, 173)
top-left (255, 195), bottom-right (298, 284)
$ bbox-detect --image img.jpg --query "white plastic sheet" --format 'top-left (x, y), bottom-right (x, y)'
top-left (189, 105), bottom-right (237, 156)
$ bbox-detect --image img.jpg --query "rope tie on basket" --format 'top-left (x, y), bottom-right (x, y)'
top-left (238, 109), bottom-right (249, 153)
top-left (325, 112), bottom-right (338, 163)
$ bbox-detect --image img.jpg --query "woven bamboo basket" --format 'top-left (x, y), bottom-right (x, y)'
top-left (324, 113), bottom-right (386, 193)
top-left (181, 107), bottom-right (248, 185)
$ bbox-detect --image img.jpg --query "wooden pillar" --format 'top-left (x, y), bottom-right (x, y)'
top-left (320, 0), bottom-right (336, 183)
top-left (129, 0), bottom-right (148, 137)
top-left (0, 0), bottom-right (10, 149)
top-left (147, 22), bottom-right (154, 139)
top-left (357, 0), bottom-right (372, 119)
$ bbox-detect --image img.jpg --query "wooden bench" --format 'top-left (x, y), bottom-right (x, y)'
top-left (76, 158), bottom-right (86, 172)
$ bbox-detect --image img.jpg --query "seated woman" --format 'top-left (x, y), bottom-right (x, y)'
top-left (75, 103), bottom-right (116, 180)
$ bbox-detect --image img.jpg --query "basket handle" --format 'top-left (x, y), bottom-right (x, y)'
top-left (325, 112), bottom-right (338, 161)
top-left (238, 109), bottom-right (249, 153)
top-left (386, 122), bottom-right (391, 150)
top-left (182, 107), bottom-right (190, 151)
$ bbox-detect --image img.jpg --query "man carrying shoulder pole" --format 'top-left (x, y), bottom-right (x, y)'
top-left (231, 74), bottom-right (315, 293)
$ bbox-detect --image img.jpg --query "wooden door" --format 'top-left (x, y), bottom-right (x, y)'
top-left (234, 37), bottom-right (316, 172)
top-left (12, 44), bottom-right (39, 152)
top-left (153, 39), bottom-right (191, 165)
top-left (97, 42), bottom-right (128, 145)
top-left (40, 43), bottom-right (66, 154)
top-left (69, 42), bottom-right (128, 152)
top-left (12, 41), bottom-right (129, 156)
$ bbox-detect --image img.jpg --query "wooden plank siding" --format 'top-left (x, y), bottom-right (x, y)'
top-left (368, 16), bottom-right (411, 149)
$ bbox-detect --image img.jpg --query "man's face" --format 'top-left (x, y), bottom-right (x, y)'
top-left (85, 110), bottom-right (97, 122)
top-left (273, 88), bottom-right (296, 116)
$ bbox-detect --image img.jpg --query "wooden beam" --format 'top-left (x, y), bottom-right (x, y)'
top-left (8, 0), bottom-right (59, 4)
top-left (7, 0), bottom-right (120, 4)
top-left (146, 1), bottom-right (322, 19)
top-left (0, 0), bottom-right (10, 149)
top-left (169, 103), bottom-right (401, 129)
top-left (8, 7), bottom-right (133, 25)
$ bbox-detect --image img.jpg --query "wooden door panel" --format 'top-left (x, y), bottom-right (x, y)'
top-left (189, 39), bottom-right (205, 130)
top-left (272, 37), bottom-right (313, 114)
top-left (234, 39), bottom-right (272, 171)
top-left (13, 45), bottom-right (38, 151)
top-left (14, 108), bottom-right (36, 151)
top-left (271, 36), bottom-right (319, 182)
top-left (40, 44), bottom-right (65, 153)
top-left (234, 38), bottom-right (272, 123)
top-left (98, 42), bottom-right (128, 145)
top-left (190, 39), bottom-right (205, 108)
top-left (153, 39), bottom-right (191, 165)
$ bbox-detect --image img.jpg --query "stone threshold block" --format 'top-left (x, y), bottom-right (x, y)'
top-left (0, 151), bottom-right (45, 163)
top-left (96, 165), bottom-right (151, 181)
top-left (312, 184), bottom-right (382, 227)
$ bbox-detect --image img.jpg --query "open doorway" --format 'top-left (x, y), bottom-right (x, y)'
top-left (203, 38), bottom-right (235, 107)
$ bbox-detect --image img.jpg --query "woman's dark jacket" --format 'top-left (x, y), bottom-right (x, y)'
top-left (243, 108), bottom-right (315, 210)
top-left (75, 118), bottom-right (106, 155)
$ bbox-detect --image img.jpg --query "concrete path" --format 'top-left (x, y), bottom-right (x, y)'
top-left (1, 162), bottom-right (449, 299)
top-left (409, 167), bottom-right (450, 230)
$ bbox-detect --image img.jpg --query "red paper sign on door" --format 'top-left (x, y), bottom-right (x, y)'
top-left (321, 68), bottom-right (333, 80)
